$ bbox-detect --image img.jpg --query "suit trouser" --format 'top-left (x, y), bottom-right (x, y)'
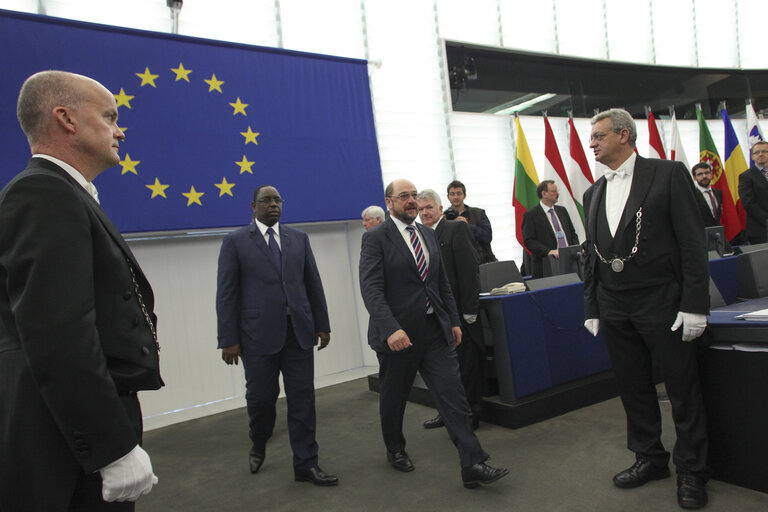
top-left (456, 318), bottom-right (485, 416)
top-left (377, 315), bottom-right (488, 468)
top-left (598, 282), bottom-right (709, 477)
top-left (241, 320), bottom-right (318, 469)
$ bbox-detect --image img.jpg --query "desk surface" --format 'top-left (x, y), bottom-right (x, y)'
top-left (708, 296), bottom-right (768, 327)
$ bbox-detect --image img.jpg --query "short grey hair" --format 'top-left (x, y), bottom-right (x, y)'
top-left (361, 205), bottom-right (385, 220)
top-left (416, 188), bottom-right (442, 207)
top-left (591, 108), bottom-right (637, 147)
top-left (17, 70), bottom-right (86, 144)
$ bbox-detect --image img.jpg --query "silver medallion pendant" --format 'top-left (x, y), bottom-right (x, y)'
top-left (610, 259), bottom-right (624, 272)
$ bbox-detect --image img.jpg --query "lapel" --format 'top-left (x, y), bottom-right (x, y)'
top-left (249, 222), bottom-right (280, 275)
top-left (616, 156), bottom-right (655, 237)
top-left (384, 217), bottom-right (419, 275)
top-left (34, 159), bottom-right (143, 272)
top-left (434, 219), bottom-right (446, 244)
top-left (586, 178), bottom-right (606, 238)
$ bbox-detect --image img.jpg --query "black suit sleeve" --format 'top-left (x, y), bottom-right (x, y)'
top-left (451, 222), bottom-right (480, 316)
top-left (739, 169), bottom-right (768, 226)
top-left (468, 209), bottom-right (492, 244)
top-left (561, 207), bottom-right (579, 245)
top-left (0, 174), bottom-right (137, 472)
top-left (582, 186), bottom-right (599, 319)
top-left (302, 234), bottom-right (331, 333)
top-left (359, 229), bottom-right (402, 340)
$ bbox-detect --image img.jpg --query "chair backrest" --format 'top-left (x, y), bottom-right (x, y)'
top-left (525, 273), bottom-right (581, 291)
top-left (709, 277), bottom-right (726, 308)
top-left (737, 248), bottom-right (768, 299)
top-left (478, 260), bottom-right (523, 293)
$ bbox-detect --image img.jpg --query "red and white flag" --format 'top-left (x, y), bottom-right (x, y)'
top-left (669, 111), bottom-right (689, 171)
top-left (648, 110), bottom-right (667, 159)
top-left (567, 117), bottom-right (593, 230)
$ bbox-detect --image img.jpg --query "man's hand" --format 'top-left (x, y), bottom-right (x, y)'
top-left (316, 332), bottom-right (331, 350)
top-left (671, 312), bottom-right (707, 342)
top-left (452, 326), bottom-right (462, 347)
top-left (387, 329), bottom-right (412, 352)
top-left (221, 344), bottom-right (241, 365)
top-left (99, 445), bottom-right (157, 502)
top-left (584, 318), bottom-right (599, 336)
top-left (454, 216), bottom-right (468, 224)
top-left (548, 249), bottom-right (560, 258)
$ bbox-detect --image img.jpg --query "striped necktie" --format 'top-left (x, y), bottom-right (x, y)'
top-left (405, 225), bottom-right (430, 312)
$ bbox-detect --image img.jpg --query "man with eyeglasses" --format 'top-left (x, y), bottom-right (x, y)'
top-left (216, 185), bottom-right (337, 486)
top-left (359, 179), bottom-right (508, 489)
top-left (691, 162), bottom-right (722, 227)
top-left (738, 140), bottom-right (768, 244)
top-left (583, 109), bottom-right (710, 509)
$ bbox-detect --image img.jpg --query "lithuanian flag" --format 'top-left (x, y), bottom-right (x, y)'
top-left (513, 116), bottom-right (540, 249)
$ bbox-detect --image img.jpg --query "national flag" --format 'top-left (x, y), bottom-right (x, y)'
top-left (542, 116), bottom-right (585, 242)
top-left (669, 111), bottom-right (689, 171)
top-left (746, 102), bottom-right (764, 167)
top-left (697, 107), bottom-right (740, 240)
top-left (721, 108), bottom-right (748, 231)
top-left (513, 116), bottom-right (540, 248)
top-left (567, 117), bottom-right (593, 229)
top-left (647, 109), bottom-right (667, 159)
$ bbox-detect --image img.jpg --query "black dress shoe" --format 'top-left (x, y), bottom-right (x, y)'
top-left (677, 471), bottom-right (708, 509)
top-left (423, 415), bottom-right (445, 429)
top-left (294, 466), bottom-right (339, 486)
top-left (249, 447), bottom-right (265, 474)
top-left (461, 462), bottom-right (509, 488)
top-left (387, 450), bottom-right (415, 472)
top-left (613, 458), bottom-right (670, 488)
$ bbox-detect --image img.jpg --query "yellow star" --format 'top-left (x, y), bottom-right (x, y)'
top-left (136, 67), bottom-right (159, 87)
top-left (170, 63), bottom-right (192, 82)
top-left (119, 154), bottom-right (140, 175)
top-left (182, 185), bottom-right (204, 206)
top-left (145, 178), bottom-right (170, 199)
top-left (229, 97), bottom-right (248, 116)
top-left (119, 126), bottom-right (128, 133)
top-left (240, 126), bottom-right (260, 145)
top-left (214, 177), bottom-right (236, 197)
top-left (204, 74), bottom-right (225, 93)
top-left (235, 155), bottom-right (255, 174)
top-left (114, 88), bottom-right (134, 109)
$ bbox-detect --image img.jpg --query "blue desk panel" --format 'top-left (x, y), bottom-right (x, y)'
top-left (708, 255), bottom-right (738, 305)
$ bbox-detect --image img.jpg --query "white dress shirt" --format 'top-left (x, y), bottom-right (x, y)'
top-left (540, 201), bottom-right (564, 238)
top-left (253, 218), bottom-right (281, 249)
top-left (604, 152), bottom-right (637, 236)
top-left (391, 216), bottom-right (429, 268)
top-left (33, 153), bottom-right (100, 204)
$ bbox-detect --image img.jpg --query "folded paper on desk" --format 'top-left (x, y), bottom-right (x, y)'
top-left (734, 308), bottom-right (768, 321)
top-left (710, 342), bottom-right (768, 352)
top-left (490, 282), bottom-right (527, 296)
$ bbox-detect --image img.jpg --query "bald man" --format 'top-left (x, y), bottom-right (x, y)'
top-left (0, 71), bottom-right (162, 511)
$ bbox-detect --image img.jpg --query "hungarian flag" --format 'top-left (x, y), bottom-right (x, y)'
top-left (513, 116), bottom-right (540, 248)
top-left (746, 102), bottom-right (764, 167)
top-left (647, 110), bottom-right (667, 159)
top-left (669, 111), bottom-right (689, 170)
top-left (567, 117), bottom-right (593, 231)
top-left (721, 108), bottom-right (748, 231)
top-left (542, 116), bottom-right (585, 243)
top-left (697, 107), bottom-right (740, 240)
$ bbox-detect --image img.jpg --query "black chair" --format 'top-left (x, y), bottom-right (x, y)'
top-left (737, 248), bottom-right (768, 298)
top-left (478, 260), bottom-right (523, 293)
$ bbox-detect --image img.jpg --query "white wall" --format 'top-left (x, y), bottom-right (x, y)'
top-left (1, 0), bottom-right (764, 429)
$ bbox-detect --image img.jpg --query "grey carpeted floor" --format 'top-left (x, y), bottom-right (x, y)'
top-left (139, 376), bottom-right (768, 511)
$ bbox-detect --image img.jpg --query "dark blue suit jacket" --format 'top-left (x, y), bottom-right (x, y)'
top-left (359, 217), bottom-right (460, 353)
top-left (216, 222), bottom-right (330, 356)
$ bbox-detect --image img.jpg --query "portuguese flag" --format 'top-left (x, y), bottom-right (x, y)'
top-left (697, 108), bottom-right (740, 240)
top-left (513, 116), bottom-right (540, 249)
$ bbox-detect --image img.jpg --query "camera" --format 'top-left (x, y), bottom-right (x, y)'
top-left (444, 210), bottom-right (458, 220)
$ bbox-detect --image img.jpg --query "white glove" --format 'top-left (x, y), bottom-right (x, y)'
top-left (584, 318), bottom-right (599, 336)
top-left (670, 311), bottom-right (707, 342)
top-left (99, 445), bottom-right (158, 502)
top-left (463, 313), bottom-right (477, 324)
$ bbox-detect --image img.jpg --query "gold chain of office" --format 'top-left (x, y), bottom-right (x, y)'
top-left (593, 208), bottom-right (642, 273)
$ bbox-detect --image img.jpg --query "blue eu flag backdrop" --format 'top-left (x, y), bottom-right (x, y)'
top-left (0, 10), bottom-right (383, 232)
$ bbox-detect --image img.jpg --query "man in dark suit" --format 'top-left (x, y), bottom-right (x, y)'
top-left (416, 189), bottom-right (484, 431)
top-left (738, 141), bottom-right (768, 244)
top-left (359, 178), bottom-right (507, 489)
top-left (0, 71), bottom-right (162, 511)
top-left (522, 180), bottom-right (580, 278)
top-left (583, 109), bottom-right (710, 510)
top-left (691, 162), bottom-right (722, 227)
top-left (444, 180), bottom-right (497, 264)
top-left (216, 185), bottom-right (337, 486)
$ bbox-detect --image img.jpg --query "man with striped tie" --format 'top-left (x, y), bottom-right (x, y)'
top-left (359, 178), bottom-right (508, 489)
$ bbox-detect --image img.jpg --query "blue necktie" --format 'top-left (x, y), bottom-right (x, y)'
top-left (267, 227), bottom-right (281, 274)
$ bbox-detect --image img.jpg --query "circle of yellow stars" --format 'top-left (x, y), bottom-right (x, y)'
top-left (114, 64), bottom-right (261, 207)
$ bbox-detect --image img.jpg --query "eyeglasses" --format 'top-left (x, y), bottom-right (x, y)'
top-left (695, 170), bottom-right (713, 177)
top-left (388, 192), bottom-right (418, 201)
top-left (256, 197), bottom-right (284, 205)
top-left (589, 130), bottom-right (621, 143)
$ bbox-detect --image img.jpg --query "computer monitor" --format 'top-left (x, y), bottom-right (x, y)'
top-left (543, 244), bottom-right (584, 279)
top-left (704, 225), bottom-right (732, 257)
